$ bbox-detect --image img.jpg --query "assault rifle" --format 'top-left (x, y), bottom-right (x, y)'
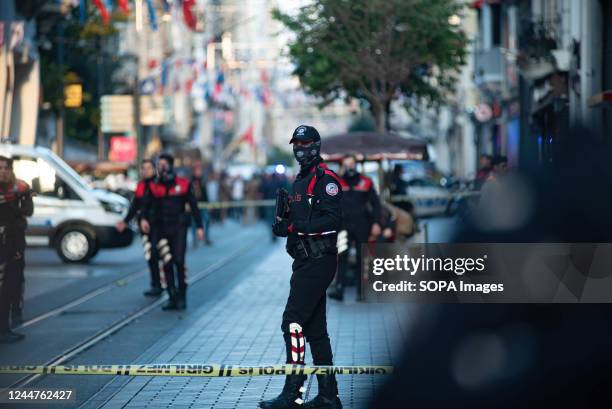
top-left (274, 188), bottom-right (289, 221)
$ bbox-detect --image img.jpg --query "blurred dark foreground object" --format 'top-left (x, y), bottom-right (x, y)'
top-left (370, 126), bottom-right (612, 409)
top-left (371, 304), bottom-right (612, 408)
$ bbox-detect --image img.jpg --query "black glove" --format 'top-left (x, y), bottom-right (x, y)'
top-left (272, 219), bottom-right (292, 237)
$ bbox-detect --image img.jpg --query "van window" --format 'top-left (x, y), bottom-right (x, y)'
top-left (12, 156), bottom-right (80, 200)
top-left (44, 150), bottom-right (92, 193)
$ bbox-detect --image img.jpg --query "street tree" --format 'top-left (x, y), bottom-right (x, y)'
top-left (274, 0), bottom-right (468, 132)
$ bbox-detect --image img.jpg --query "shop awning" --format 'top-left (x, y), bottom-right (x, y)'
top-left (320, 132), bottom-right (428, 162)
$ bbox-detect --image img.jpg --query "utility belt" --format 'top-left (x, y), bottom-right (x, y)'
top-left (152, 213), bottom-right (191, 228)
top-left (288, 234), bottom-right (336, 260)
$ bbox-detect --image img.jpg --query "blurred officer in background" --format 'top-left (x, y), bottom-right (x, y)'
top-left (261, 125), bottom-right (343, 409)
top-left (190, 163), bottom-right (212, 247)
top-left (0, 156), bottom-right (33, 343)
top-left (140, 153), bottom-right (204, 311)
top-left (116, 159), bottom-right (162, 297)
top-left (328, 154), bottom-right (381, 302)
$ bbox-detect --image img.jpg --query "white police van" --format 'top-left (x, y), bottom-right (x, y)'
top-left (0, 143), bottom-right (133, 263)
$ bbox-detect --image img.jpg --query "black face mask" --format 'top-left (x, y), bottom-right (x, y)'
top-left (293, 141), bottom-right (320, 167)
top-left (159, 167), bottom-right (176, 185)
top-left (344, 168), bottom-right (358, 179)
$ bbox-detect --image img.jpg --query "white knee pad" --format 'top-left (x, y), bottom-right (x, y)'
top-left (337, 230), bottom-right (348, 254)
top-left (289, 322), bottom-right (305, 363)
top-left (157, 239), bottom-right (172, 264)
top-left (142, 235), bottom-right (151, 261)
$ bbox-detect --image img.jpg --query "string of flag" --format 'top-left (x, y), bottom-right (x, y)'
top-left (83, 0), bottom-right (199, 31)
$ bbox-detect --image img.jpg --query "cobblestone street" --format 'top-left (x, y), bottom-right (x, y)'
top-left (84, 244), bottom-right (411, 409)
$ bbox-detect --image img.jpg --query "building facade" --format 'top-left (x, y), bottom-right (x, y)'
top-left (472, 0), bottom-right (611, 169)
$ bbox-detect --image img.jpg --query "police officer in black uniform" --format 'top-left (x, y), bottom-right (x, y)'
top-left (140, 154), bottom-right (204, 311)
top-left (260, 125), bottom-right (343, 409)
top-left (0, 156), bottom-right (33, 343)
top-left (116, 159), bottom-right (163, 297)
top-left (328, 154), bottom-right (381, 301)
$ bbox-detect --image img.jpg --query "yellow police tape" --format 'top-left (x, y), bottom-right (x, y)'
top-left (0, 364), bottom-right (393, 377)
top-left (199, 199), bottom-right (274, 209)
top-left (198, 191), bottom-right (480, 210)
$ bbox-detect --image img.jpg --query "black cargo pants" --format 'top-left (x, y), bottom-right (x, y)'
top-left (281, 252), bottom-right (337, 365)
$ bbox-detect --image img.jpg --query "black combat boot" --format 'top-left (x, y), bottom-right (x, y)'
top-left (0, 328), bottom-right (25, 343)
top-left (176, 289), bottom-right (187, 310)
top-left (259, 375), bottom-right (307, 409)
top-left (162, 288), bottom-right (178, 310)
top-left (11, 305), bottom-right (24, 326)
top-left (303, 375), bottom-right (342, 409)
top-left (143, 287), bottom-right (163, 297)
top-left (327, 286), bottom-right (343, 302)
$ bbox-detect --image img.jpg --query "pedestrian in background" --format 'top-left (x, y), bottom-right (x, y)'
top-left (116, 159), bottom-right (163, 297)
top-left (207, 172), bottom-right (220, 223)
top-left (219, 172), bottom-right (232, 223)
top-left (244, 174), bottom-right (261, 225)
top-left (0, 156), bottom-right (33, 343)
top-left (373, 203), bottom-right (396, 243)
top-left (260, 173), bottom-right (278, 240)
top-left (231, 175), bottom-right (244, 221)
top-left (190, 163), bottom-right (212, 246)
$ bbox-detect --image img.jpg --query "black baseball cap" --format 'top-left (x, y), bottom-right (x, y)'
top-left (290, 125), bottom-right (321, 144)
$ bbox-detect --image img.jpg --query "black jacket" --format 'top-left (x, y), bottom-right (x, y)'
top-left (340, 172), bottom-right (381, 234)
top-left (286, 159), bottom-right (343, 252)
top-left (0, 180), bottom-right (34, 254)
top-left (141, 176), bottom-right (203, 229)
top-left (190, 176), bottom-right (209, 203)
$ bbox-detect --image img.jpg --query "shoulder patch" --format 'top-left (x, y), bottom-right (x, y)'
top-left (325, 182), bottom-right (339, 196)
top-left (173, 177), bottom-right (190, 195)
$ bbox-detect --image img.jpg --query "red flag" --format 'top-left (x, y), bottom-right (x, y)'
top-left (240, 125), bottom-right (255, 147)
top-left (183, 0), bottom-right (197, 31)
top-left (118, 0), bottom-right (129, 16)
top-left (93, 0), bottom-right (110, 24)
